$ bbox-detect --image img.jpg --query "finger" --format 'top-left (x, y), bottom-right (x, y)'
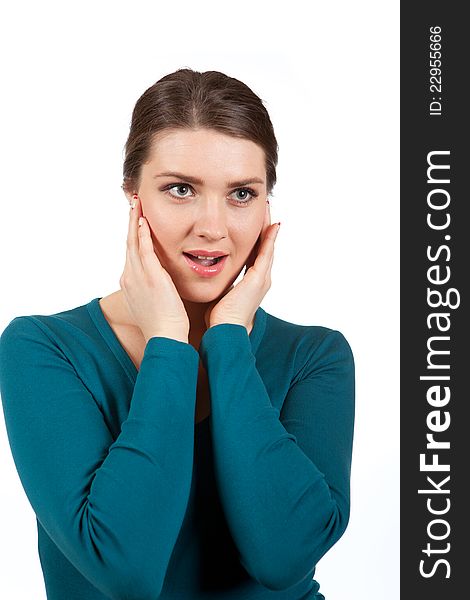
top-left (266, 224), bottom-right (278, 279)
top-left (244, 201), bottom-right (272, 274)
top-left (262, 200), bottom-right (271, 238)
top-left (138, 215), bottom-right (163, 275)
top-left (256, 223), bottom-right (279, 274)
top-left (268, 236), bottom-right (276, 270)
top-left (127, 195), bottom-right (144, 275)
top-left (248, 203), bottom-right (270, 262)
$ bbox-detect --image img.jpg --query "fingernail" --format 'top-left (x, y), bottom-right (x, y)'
top-left (130, 199), bottom-right (136, 209)
top-left (138, 217), bottom-right (144, 227)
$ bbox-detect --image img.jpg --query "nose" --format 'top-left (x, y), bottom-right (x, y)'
top-left (192, 197), bottom-right (228, 241)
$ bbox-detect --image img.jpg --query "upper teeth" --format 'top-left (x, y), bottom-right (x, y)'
top-left (195, 255), bottom-right (219, 259)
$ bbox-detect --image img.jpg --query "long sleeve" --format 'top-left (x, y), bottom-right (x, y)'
top-left (0, 316), bottom-right (199, 600)
top-left (198, 323), bottom-right (355, 592)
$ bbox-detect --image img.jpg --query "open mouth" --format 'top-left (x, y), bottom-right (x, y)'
top-left (183, 252), bottom-right (226, 267)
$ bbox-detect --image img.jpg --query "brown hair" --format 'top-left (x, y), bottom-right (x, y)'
top-left (122, 68), bottom-right (278, 196)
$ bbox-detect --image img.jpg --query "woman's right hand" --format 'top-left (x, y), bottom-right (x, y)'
top-left (119, 195), bottom-right (190, 345)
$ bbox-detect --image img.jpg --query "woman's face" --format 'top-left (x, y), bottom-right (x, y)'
top-left (133, 128), bottom-right (268, 304)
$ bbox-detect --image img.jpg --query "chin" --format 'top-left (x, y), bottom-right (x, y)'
top-left (178, 268), bottom-right (243, 302)
top-left (177, 280), bottom-right (233, 304)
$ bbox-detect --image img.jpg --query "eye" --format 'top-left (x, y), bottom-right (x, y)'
top-left (166, 184), bottom-right (193, 200)
top-left (161, 183), bottom-right (258, 206)
top-left (230, 188), bottom-right (257, 205)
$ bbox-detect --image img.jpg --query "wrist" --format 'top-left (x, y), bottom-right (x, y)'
top-left (144, 332), bottom-right (189, 345)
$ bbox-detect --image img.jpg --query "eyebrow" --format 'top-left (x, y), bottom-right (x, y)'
top-left (153, 171), bottom-right (265, 188)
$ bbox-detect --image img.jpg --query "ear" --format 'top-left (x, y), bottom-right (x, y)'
top-left (122, 182), bottom-right (137, 205)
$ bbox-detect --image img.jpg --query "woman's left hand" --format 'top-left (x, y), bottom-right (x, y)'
top-left (204, 201), bottom-right (280, 331)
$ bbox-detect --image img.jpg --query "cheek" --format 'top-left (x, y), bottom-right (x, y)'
top-left (146, 223), bottom-right (174, 259)
top-left (143, 209), bottom-right (175, 243)
top-left (233, 222), bottom-right (263, 256)
top-left (236, 240), bottom-right (257, 265)
top-left (145, 208), bottom-right (188, 251)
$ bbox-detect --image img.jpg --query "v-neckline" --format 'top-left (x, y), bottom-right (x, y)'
top-left (86, 296), bottom-right (267, 426)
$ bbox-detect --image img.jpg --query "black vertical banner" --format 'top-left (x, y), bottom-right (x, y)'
top-left (401, 3), bottom-right (468, 599)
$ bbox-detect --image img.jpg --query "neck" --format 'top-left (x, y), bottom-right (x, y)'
top-left (182, 283), bottom-right (235, 333)
top-left (182, 299), bottom-right (208, 349)
top-left (114, 285), bottom-right (255, 343)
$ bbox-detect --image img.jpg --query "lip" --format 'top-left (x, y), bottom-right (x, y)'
top-left (182, 253), bottom-right (228, 278)
top-left (184, 249), bottom-right (228, 258)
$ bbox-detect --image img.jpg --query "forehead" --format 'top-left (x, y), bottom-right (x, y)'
top-left (144, 128), bottom-right (266, 182)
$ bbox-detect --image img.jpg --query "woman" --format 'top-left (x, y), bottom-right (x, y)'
top-left (0, 68), bottom-right (355, 599)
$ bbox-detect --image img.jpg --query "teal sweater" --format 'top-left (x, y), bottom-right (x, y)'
top-left (0, 297), bottom-right (354, 600)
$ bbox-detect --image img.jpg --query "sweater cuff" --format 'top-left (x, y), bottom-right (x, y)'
top-left (198, 323), bottom-right (277, 430)
top-left (127, 336), bottom-right (199, 425)
top-left (143, 335), bottom-right (199, 362)
top-left (199, 323), bottom-right (251, 360)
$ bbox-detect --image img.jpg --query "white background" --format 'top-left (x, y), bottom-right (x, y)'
top-left (0, 1), bottom-right (399, 598)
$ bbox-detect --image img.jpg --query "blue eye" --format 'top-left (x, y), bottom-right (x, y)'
top-left (167, 184), bottom-right (192, 199)
top-left (230, 188), bottom-right (257, 205)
